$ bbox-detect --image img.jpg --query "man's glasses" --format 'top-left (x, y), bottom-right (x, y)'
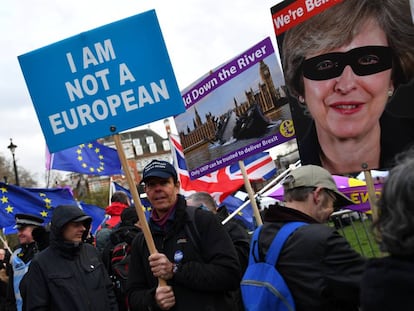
top-left (302, 46), bottom-right (393, 81)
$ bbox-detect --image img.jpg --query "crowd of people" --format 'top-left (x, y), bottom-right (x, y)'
top-left (0, 150), bottom-right (410, 310)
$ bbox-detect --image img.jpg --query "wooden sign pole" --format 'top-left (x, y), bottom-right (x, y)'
top-left (238, 160), bottom-right (263, 226)
top-left (361, 163), bottom-right (379, 224)
top-left (113, 133), bottom-right (166, 286)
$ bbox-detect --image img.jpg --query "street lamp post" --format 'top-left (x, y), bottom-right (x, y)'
top-left (7, 138), bottom-right (19, 186)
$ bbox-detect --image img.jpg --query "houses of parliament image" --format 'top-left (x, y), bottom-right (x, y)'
top-left (177, 59), bottom-right (292, 158)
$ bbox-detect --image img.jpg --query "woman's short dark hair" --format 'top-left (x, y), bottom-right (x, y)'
top-left (110, 191), bottom-right (130, 205)
top-left (374, 148), bottom-right (414, 255)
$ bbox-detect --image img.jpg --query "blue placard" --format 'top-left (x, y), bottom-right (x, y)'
top-left (18, 10), bottom-right (185, 152)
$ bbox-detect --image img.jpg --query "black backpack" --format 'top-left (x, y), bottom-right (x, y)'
top-left (110, 241), bottom-right (131, 303)
top-left (106, 227), bottom-right (140, 311)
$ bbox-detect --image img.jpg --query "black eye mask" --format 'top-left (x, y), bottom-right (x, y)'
top-left (302, 46), bottom-right (393, 81)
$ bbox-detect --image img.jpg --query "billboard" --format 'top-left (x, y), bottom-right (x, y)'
top-left (174, 37), bottom-right (295, 179)
top-left (272, 0), bottom-right (414, 175)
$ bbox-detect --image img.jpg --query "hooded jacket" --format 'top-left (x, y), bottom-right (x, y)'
top-left (104, 202), bottom-right (129, 229)
top-left (20, 205), bottom-right (118, 311)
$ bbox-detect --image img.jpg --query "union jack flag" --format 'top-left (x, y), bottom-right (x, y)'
top-left (170, 134), bottom-right (276, 204)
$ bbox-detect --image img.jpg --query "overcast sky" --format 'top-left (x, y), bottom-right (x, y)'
top-left (1, 0), bottom-right (282, 186)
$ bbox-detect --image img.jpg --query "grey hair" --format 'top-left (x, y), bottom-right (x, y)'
top-left (282, 0), bottom-right (414, 98)
top-left (374, 148), bottom-right (414, 255)
top-left (186, 192), bottom-right (217, 212)
top-left (284, 186), bottom-right (315, 202)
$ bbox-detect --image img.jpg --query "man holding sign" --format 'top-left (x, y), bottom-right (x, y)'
top-left (127, 160), bottom-right (240, 310)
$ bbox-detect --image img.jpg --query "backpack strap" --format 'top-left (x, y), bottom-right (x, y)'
top-left (249, 225), bottom-right (263, 264)
top-left (265, 222), bottom-right (307, 265)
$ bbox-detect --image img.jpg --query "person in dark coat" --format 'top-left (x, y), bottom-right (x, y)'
top-left (96, 191), bottom-right (131, 253)
top-left (101, 206), bottom-right (141, 311)
top-left (360, 148), bottom-right (414, 310)
top-left (186, 191), bottom-right (250, 311)
top-left (260, 165), bottom-right (367, 311)
top-left (102, 206), bottom-right (141, 270)
top-left (20, 205), bottom-right (118, 311)
top-left (186, 191), bottom-right (249, 273)
top-left (127, 160), bottom-right (240, 311)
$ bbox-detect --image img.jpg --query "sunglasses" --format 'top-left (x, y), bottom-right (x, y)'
top-left (302, 46), bottom-right (393, 81)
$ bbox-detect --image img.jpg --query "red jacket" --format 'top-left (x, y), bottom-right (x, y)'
top-left (104, 202), bottom-right (128, 228)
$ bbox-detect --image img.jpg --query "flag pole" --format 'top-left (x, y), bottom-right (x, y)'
top-left (238, 160), bottom-right (263, 226)
top-left (0, 231), bottom-right (12, 255)
top-left (112, 133), bottom-right (166, 286)
top-left (108, 177), bottom-right (115, 206)
top-left (361, 163), bottom-right (379, 223)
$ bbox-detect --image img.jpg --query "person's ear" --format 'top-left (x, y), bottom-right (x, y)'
top-left (312, 187), bottom-right (323, 205)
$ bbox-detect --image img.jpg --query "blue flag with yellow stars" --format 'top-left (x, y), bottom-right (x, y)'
top-left (79, 202), bottom-right (105, 234)
top-left (219, 194), bottom-right (254, 231)
top-left (49, 141), bottom-right (123, 176)
top-left (0, 183), bottom-right (77, 228)
top-left (111, 181), bottom-right (151, 219)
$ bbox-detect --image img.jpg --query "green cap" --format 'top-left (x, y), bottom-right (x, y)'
top-left (282, 165), bottom-right (354, 208)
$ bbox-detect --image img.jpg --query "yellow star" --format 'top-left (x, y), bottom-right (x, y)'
top-left (39, 193), bottom-right (46, 197)
top-left (87, 143), bottom-right (93, 149)
top-left (5, 205), bottom-right (13, 213)
top-left (0, 187), bottom-right (7, 193)
top-left (40, 211), bottom-right (48, 217)
top-left (43, 198), bottom-right (52, 209)
top-left (94, 147), bottom-right (100, 153)
top-left (76, 148), bottom-right (82, 155)
top-left (1, 196), bottom-right (8, 204)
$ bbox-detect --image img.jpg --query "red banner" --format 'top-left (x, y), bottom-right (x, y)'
top-left (272, 0), bottom-right (343, 35)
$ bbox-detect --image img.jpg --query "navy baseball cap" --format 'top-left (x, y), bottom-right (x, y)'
top-left (142, 160), bottom-right (177, 183)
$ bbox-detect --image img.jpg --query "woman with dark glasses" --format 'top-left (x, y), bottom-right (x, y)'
top-left (280, 0), bottom-right (414, 175)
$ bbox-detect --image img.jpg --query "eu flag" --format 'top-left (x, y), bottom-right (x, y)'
top-left (79, 202), bottom-right (105, 234)
top-left (220, 194), bottom-right (254, 231)
top-left (111, 181), bottom-right (151, 218)
top-left (0, 183), bottom-right (78, 228)
top-left (49, 141), bottom-right (123, 176)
